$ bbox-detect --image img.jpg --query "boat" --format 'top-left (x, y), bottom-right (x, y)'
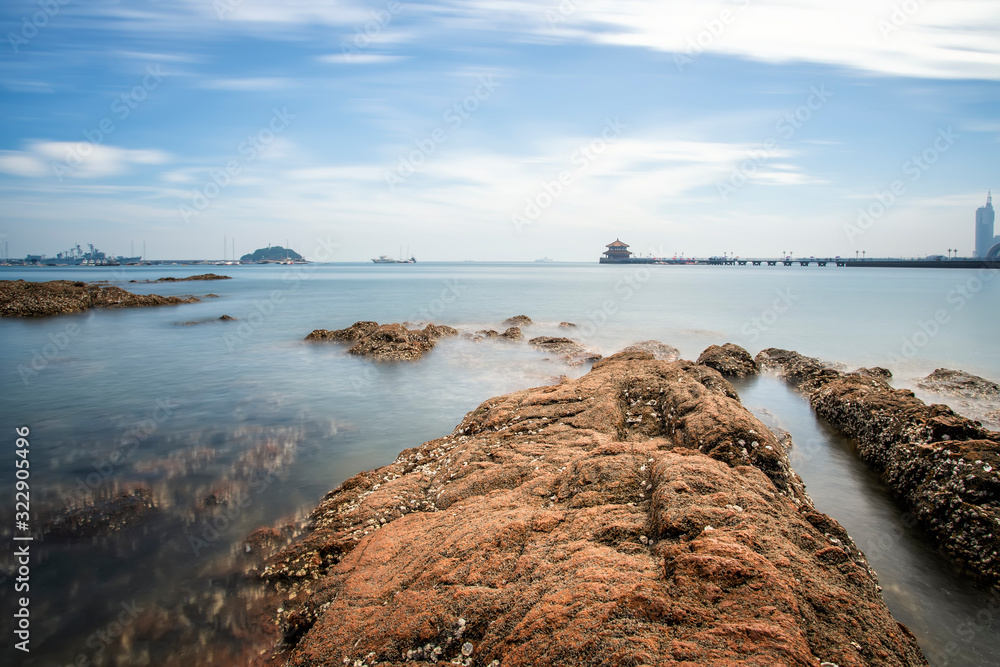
top-left (372, 255), bottom-right (416, 263)
top-left (372, 247), bottom-right (416, 263)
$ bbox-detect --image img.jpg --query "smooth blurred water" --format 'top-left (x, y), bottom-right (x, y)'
top-left (0, 262), bottom-right (997, 665)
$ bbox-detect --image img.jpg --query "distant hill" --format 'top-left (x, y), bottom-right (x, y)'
top-left (240, 246), bottom-right (303, 262)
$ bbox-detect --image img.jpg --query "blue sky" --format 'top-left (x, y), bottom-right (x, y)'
top-left (1, 0), bottom-right (998, 261)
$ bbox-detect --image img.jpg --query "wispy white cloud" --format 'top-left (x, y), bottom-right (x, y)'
top-left (454, 0), bottom-right (1000, 80)
top-left (318, 54), bottom-right (409, 65)
top-left (0, 142), bottom-right (169, 179)
top-left (199, 77), bottom-right (292, 91)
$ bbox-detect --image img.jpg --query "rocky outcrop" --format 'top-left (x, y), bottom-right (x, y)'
top-left (253, 353), bottom-right (926, 667)
top-left (305, 321), bottom-right (458, 361)
top-left (620, 340), bottom-right (680, 362)
top-left (130, 273), bottom-right (232, 283)
top-left (528, 336), bottom-right (603, 367)
top-left (0, 279), bottom-right (200, 317)
top-left (558, 321), bottom-right (576, 328)
top-left (306, 320), bottom-right (380, 342)
top-left (757, 348), bottom-right (1000, 587)
top-left (218, 314), bottom-right (237, 321)
top-left (502, 315), bottom-right (533, 327)
top-left (697, 343), bottom-right (758, 378)
top-left (500, 327), bottom-right (523, 341)
top-left (916, 368), bottom-right (1000, 399)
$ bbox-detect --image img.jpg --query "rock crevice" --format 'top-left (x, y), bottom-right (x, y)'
top-left (757, 347), bottom-right (1000, 587)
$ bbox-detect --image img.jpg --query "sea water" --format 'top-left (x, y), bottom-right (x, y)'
top-left (0, 262), bottom-right (997, 665)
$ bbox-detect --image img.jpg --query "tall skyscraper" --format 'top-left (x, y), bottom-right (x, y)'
top-left (975, 191), bottom-right (996, 258)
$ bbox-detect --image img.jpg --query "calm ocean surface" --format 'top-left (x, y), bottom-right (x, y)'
top-left (1, 262), bottom-right (998, 666)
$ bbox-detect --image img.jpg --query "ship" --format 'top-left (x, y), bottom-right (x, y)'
top-left (372, 247), bottom-right (416, 263)
top-left (35, 244), bottom-right (141, 266)
top-left (372, 255), bottom-right (416, 263)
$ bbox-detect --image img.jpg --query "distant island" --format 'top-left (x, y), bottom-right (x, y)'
top-left (240, 245), bottom-right (303, 262)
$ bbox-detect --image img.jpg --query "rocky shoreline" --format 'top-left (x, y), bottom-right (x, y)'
top-left (250, 348), bottom-right (928, 666)
top-left (305, 318), bottom-right (603, 366)
top-left (0, 279), bottom-right (200, 317)
top-left (756, 348), bottom-right (1000, 588)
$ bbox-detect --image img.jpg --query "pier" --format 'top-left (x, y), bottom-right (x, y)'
top-left (602, 257), bottom-right (1000, 268)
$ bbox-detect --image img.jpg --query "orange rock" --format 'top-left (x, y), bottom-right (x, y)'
top-left (253, 352), bottom-right (927, 666)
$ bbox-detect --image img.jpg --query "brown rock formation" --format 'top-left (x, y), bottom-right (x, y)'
top-left (0, 279), bottom-right (200, 317)
top-left (757, 348), bottom-right (1000, 587)
top-left (558, 321), bottom-right (577, 328)
top-left (253, 353), bottom-right (926, 666)
top-left (500, 327), bottom-right (523, 341)
top-left (697, 343), bottom-right (759, 377)
top-left (528, 336), bottom-right (603, 366)
top-left (130, 273), bottom-right (232, 283)
top-left (305, 322), bottom-right (457, 361)
top-left (916, 368), bottom-right (1000, 399)
top-left (502, 315), bottom-right (533, 327)
top-left (620, 340), bottom-right (681, 362)
top-left (305, 321), bottom-right (380, 342)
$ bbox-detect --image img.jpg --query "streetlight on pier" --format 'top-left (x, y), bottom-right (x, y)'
top-left (862, 250), bottom-right (866, 260)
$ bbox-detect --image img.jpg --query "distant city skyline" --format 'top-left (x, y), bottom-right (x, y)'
top-left (1, 1), bottom-right (999, 261)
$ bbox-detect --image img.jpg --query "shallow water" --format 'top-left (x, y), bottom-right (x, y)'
top-left (734, 376), bottom-right (1000, 667)
top-left (0, 262), bottom-right (997, 665)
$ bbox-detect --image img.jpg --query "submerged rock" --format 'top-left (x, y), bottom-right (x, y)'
top-left (44, 488), bottom-right (157, 539)
top-left (558, 321), bottom-right (577, 328)
top-left (697, 343), bottom-right (758, 377)
top-left (757, 348), bottom-right (1000, 587)
top-left (218, 314), bottom-right (238, 321)
top-left (528, 336), bottom-right (602, 366)
top-left (916, 368), bottom-right (1000, 400)
top-left (0, 279), bottom-right (200, 317)
top-left (306, 321), bottom-right (457, 361)
top-left (619, 340), bottom-right (680, 362)
top-left (253, 352), bottom-right (926, 667)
